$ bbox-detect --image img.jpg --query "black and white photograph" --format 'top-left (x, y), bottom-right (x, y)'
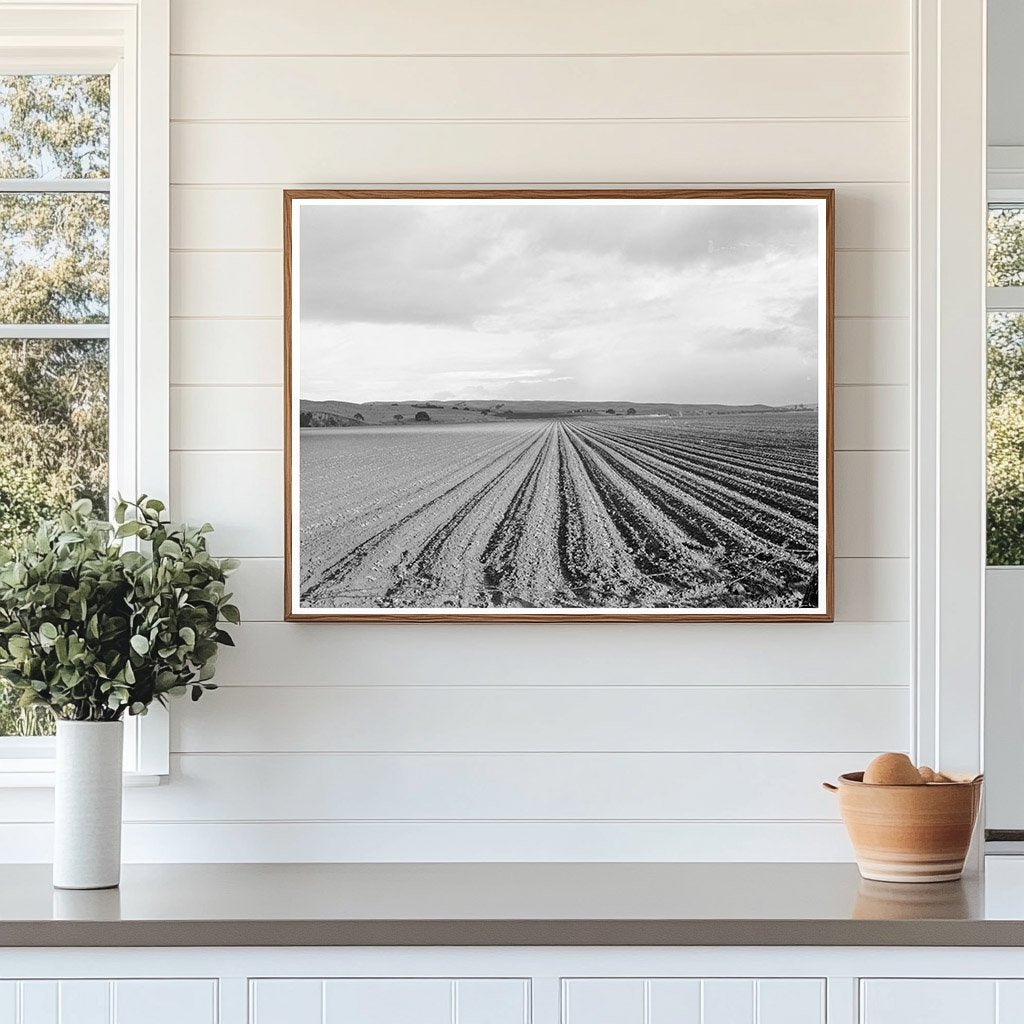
top-left (285, 191), bottom-right (833, 621)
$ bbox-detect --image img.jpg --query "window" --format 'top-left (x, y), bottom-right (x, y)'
top-left (0, 3), bottom-right (169, 778)
top-left (987, 205), bottom-right (1024, 565)
top-left (0, 74), bottom-right (111, 738)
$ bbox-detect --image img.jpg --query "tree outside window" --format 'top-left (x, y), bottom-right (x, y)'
top-left (0, 75), bottom-right (110, 736)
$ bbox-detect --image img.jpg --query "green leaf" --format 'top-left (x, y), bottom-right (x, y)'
top-left (220, 604), bottom-right (241, 625)
top-left (8, 635), bottom-right (30, 657)
top-left (158, 539), bottom-right (183, 559)
top-left (39, 622), bottom-right (58, 641)
top-left (130, 634), bottom-right (150, 656)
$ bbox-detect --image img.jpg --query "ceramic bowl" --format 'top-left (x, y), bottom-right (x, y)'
top-left (823, 771), bottom-right (983, 883)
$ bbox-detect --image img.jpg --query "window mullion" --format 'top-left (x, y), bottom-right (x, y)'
top-left (0, 324), bottom-right (110, 339)
top-left (987, 286), bottom-right (1024, 312)
top-left (0, 178), bottom-right (110, 193)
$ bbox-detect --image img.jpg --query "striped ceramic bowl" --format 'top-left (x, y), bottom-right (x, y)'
top-left (823, 772), bottom-right (983, 883)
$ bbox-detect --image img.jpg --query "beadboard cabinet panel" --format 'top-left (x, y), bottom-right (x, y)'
top-left (562, 978), bottom-right (825, 1024)
top-left (249, 979), bottom-right (528, 1024)
top-left (860, 980), bottom-right (997, 1023)
top-left (0, 981), bottom-right (217, 1024)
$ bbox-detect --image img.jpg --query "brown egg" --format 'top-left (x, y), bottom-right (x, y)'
top-left (918, 766), bottom-right (938, 783)
top-left (863, 752), bottom-right (925, 786)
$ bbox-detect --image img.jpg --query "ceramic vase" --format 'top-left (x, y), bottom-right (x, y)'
top-left (53, 720), bottom-right (124, 889)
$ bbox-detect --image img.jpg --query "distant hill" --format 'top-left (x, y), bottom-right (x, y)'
top-left (298, 398), bottom-right (815, 427)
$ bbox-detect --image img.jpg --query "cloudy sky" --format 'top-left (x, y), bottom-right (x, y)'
top-left (297, 199), bottom-right (822, 406)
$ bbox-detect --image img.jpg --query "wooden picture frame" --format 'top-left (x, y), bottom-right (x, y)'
top-left (284, 188), bottom-right (834, 622)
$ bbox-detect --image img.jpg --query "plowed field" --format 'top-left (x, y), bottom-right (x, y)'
top-left (299, 412), bottom-right (820, 610)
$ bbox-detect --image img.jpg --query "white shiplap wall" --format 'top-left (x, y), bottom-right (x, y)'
top-left (2, 0), bottom-right (914, 861)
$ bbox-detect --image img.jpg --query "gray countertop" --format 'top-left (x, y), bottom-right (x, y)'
top-left (3, 861), bottom-right (1024, 947)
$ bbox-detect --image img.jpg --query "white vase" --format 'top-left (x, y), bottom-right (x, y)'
top-left (53, 720), bottom-right (124, 890)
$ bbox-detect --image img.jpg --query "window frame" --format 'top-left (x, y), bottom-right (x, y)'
top-left (983, 191), bottom-right (1024, 837)
top-left (0, 0), bottom-right (169, 783)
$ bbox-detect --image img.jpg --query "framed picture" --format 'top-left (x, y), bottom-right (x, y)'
top-left (284, 189), bottom-right (834, 622)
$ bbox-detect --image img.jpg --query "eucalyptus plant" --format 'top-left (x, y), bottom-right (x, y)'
top-left (0, 496), bottom-right (239, 722)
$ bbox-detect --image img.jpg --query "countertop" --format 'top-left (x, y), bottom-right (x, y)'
top-left (5, 861), bottom-right (1024, 947)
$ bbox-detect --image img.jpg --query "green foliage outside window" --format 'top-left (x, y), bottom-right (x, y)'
top-left (0, 75), bottom-right (110, 736)
top-left (988, 209), bottom-right (1024, 565)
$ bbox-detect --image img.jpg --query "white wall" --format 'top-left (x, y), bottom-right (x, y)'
top-left (5, 0), bottom-right (915, 862)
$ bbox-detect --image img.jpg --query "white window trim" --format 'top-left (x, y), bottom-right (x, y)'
top-left (983, 185), bottom-right (1024, 839)
top-left (913, 0), bottom-right (987, 810)
top-left (0, 0), bottom-right (169, 783)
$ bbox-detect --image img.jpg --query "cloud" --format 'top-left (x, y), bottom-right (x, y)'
top-left (297, 198), bottom-right (823, 405)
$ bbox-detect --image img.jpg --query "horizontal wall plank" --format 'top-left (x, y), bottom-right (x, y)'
top-left (834, 451), bottom-right (909, 557)
top-left (170, 319), bottom-right (283, 386)
top-left (171, 54), bottom-right (909, 121)
top-left (171, 385), bottom-right (282, 450)
top-left (834, 318), bottom-right (909, 385)
top-left (834, 385), bottom-right (909, 450)
top-left (168, 315), bottom-right (911, 388)
top-left (833, 558), bottom-right (909, 622)
top-left (170, 121), bottom-right (909, 185)
top-left (171, 684), bottom-right (909, 753)
top-left (169, 384), bottom-right (904, 453)
top-left (170, 183), bottom-right (910, 252)
top-left (211, 621), bottom-right (909, 687)
top-left (172, 448), bottom-right (907, 559)
top-left (226, 557), bottom-right (909, 624)
top-left (170, 451), bottom-right (282, 557)
top-left (170, 0), bottom-right (910, 56)
top-left (835, 250), bottom-right (908, 318)
top-left (170, 250), bottom-right (907, 319)
top-left (171, 252), bottom-right (280, 317)
top-left (117, 752), bottom-right (865, 820)
top-left (224, 557), bottom-right (284, 620)
top-left (0, 820), bottom-right (856, 862)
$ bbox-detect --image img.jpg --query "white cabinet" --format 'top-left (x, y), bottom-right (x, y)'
top-left (562, 978), bottom-right (825, 1024)
top-left (861, 980), bottom-right (1024, 1024)
top-left (249, 978), bottom-right (529, 1024)
top-left (0, 980), bottom-right (216, 1024)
